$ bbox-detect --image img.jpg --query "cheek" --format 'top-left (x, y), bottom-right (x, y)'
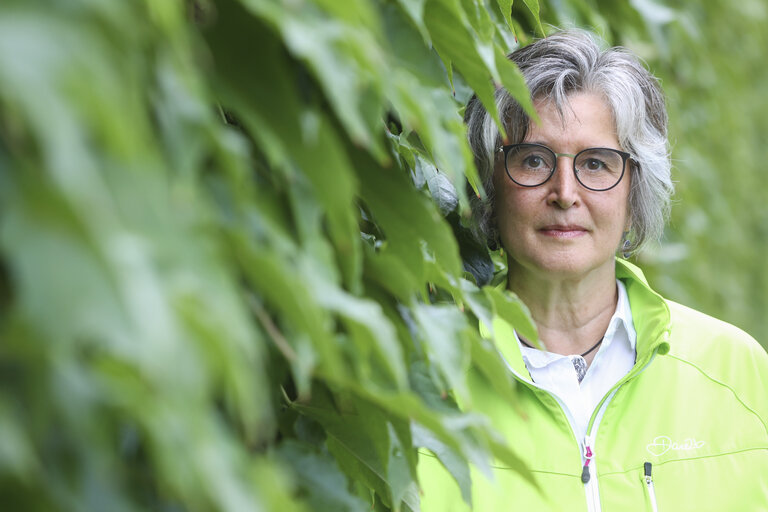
top-left (493, 173), bottom-right (515, 220)
top-left (598, 194), bottom-right (631, 237)
top-left (616, 184), bottom-right (632, 229)
top-left (493, 183), bottom-right (534, 241)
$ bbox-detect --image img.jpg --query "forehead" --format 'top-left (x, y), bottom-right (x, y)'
top-left (524, 92), bottom-right (618, 147)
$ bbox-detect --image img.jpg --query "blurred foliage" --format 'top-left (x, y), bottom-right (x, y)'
top-left (635, 1), bottom-right (768, 349)
top-left (0, 0), bottom-right (764, 510)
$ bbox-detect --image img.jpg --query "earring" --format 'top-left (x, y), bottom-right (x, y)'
top-left (621, 231), bottom-right (632, 259)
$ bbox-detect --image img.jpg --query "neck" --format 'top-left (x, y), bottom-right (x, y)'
top-left (508, 261), bottom-right (618, 359)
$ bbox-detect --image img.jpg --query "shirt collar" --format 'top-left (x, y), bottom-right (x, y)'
top-left (603, 279), bottom-right (636, 351)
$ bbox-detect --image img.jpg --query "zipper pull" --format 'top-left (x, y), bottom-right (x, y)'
top-left (644, 462), bottom-right (658, 512)
top-left (581, 437), bottom-right (594, 484)
top-left (581, 460), bottom-right (591, 483)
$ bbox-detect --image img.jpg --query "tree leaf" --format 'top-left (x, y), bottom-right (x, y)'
top-left (424, 0), bottom-right (503, 132)
top-left (412, 423), bottom-right (472, 506)
top-left (484, 286), bottom-right (539, 344)
top-left (412, 304), bottom-right (471, 403)
top-left (521, 0), bottom-right (545, 35)
top-left (311, 278), bottom-right (408, 390)
top-left (293, 388), bottom-right (407, 508)
top-left (277, 440), bottom-right (369, 512)
top-left (495, 0), bottom-right (515, 31)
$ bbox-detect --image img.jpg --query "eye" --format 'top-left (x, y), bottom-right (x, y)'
top-left (523, 155), bottom-right (547, 169)
top-left (505, 144), bottom-right (555, 180)
top-left (576, 148), bottom-right (624, 175)
top-left (583, 158), bottom-right (606, 172)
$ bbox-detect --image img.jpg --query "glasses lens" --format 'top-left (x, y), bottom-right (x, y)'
top-left (574, 149), bottom-right (625, 190)
top-left (505, 144), bottom-right (556, 186)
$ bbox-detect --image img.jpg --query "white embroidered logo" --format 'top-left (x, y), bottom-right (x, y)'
top-left (646, 436), bottom-right (706, 456)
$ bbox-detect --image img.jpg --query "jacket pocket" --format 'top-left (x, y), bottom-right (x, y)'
top-left (643, 462), bottom-right (659, 512)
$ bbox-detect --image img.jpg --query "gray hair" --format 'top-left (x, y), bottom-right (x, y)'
top-left (466, 29), bottom-right (673, 255)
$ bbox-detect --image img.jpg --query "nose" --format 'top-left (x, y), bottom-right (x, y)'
top-left (546, 155), bottom-right (580, 209)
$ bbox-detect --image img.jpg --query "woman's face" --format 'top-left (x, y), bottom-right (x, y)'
top-left (494, 93), bottom-right (631, 282)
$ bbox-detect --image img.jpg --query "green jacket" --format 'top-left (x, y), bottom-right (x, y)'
top-left (419, 260), bottom-right (768, 511)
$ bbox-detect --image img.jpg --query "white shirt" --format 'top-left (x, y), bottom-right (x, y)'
top-left (518, 280), bottom-right (637, 442)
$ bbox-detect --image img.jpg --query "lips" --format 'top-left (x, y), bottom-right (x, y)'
top-left (538, 224), bottom-right (589, 238)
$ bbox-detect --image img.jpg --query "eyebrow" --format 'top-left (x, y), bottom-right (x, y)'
top-left (523, 141), bottom-right (620, 152)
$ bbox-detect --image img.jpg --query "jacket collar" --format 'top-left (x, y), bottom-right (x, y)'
top-left (615, 258), bottom-right (671, 360)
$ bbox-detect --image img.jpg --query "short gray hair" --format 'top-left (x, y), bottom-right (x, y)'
top-left (466, 29), bottom-right (673, 255)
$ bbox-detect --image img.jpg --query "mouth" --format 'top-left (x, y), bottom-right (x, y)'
top-left (538, 225), bottom-right (589, 238)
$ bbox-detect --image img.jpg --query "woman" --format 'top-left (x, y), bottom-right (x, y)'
top-left (418, 30), bottom-right (768, 511)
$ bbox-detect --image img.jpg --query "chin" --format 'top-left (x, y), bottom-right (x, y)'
top-left (510, 250), bottom-right (612, 281)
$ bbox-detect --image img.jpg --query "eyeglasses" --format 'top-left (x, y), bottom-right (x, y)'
top-left (498, 143), bottom-right (633, 191)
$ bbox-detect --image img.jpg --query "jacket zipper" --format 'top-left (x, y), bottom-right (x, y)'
top-left (582, 435), bottom-right (601, 512)
top-left (644, 462), bottom-right (658, 512)
top-left (579, 343), bottom-right (667, 512)
top-left (581, 438), bottom-right (593, 484)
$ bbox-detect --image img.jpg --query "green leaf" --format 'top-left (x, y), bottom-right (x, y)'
top-left (412, 422), bottom-right (472, 506)
top-left (425, 0), bottom-right (504, 132)
top-left (382, 3), bottom-right (443, 87)
top-left (495, 0), bottom-right (515, 31)
top-left (234, 234), bottom-right (348, 382)
top-left (311, 279), bottom-right (408, 390)
top-left (0, 394), bottom-right (35, 477)
top-left (521, 0), bottom-right (545, 35)
top-left (484, 286), bottom-right (539, 344)
top-left (468, 331), bottom-right (519, 407)
top-left (386, 423), bottom-right (418, 512)
top-left (243, 0), bottom-right (389, 160)
top-left (413, 304), bottom-right (471, 403)
top-left (204, 1), bottom-right (300, 171)
top-left (308, 0), bottom-right (381, 34)
top-left (494, 45), bottom-right (538, 122)
top-left (363, 243), bottom-right (421, 303)
top-left (276, 440), bottom-right (369, 512)
top-left (393, 0), bottom-right (430, 43)
top-left (296, 119), bottom-right (364, 294)
top-left (292, 388), bottom-right (411, 509)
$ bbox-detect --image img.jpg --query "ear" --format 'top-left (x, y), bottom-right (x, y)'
top-left (624, 165), bottom-right (635, 232)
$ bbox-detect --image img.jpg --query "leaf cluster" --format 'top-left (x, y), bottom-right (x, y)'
top-left (0, 0), bottom-right (540, 509)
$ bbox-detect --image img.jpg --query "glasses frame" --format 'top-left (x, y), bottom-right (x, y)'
top-left (497, 143), bottom-right (634, 192)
